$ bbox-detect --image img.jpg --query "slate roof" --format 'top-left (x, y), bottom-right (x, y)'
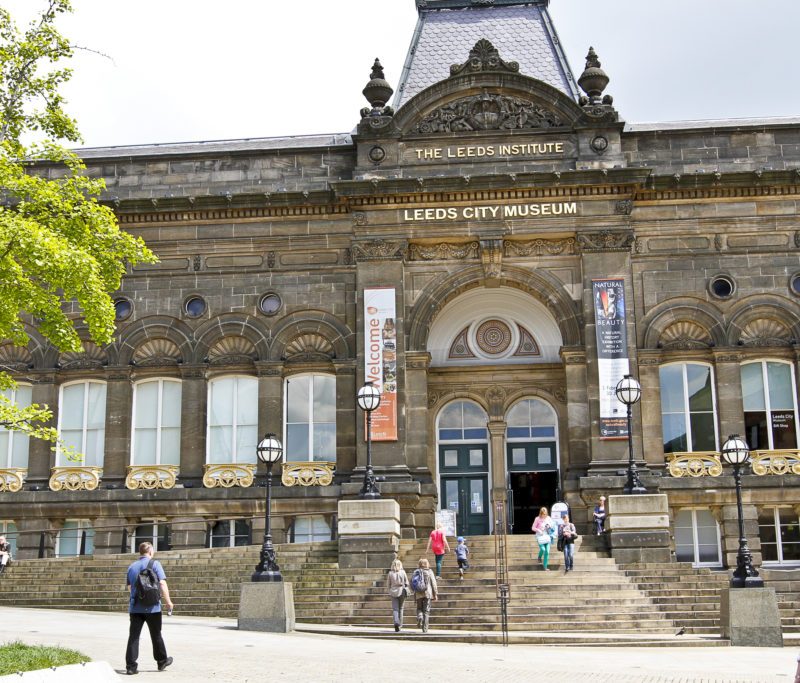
top-left (393, 4), bottom-right (579, 109)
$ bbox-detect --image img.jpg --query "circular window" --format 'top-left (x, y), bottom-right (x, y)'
top-left (259, 293), bottom-right (282, 316)
top-left (709, 275), bottom-right (735, 299)
top-left (790, 273), bottom-right (800, 296)
top-left (114, 298), bottom-right (132, 321)
top-left (184, 296), bottom-right (207, 318)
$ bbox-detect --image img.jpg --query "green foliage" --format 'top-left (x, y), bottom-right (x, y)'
top-left (0, 1), bottom-right (157, 452)
top-left (0, 641), bottom-right (90, 675)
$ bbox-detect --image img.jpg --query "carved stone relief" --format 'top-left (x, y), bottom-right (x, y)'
top-left (504, 238), bottom-right (577, 257)
top-left (409, 242), bottom-right (480, 261)
top-left (352, 239), bottom-right (407, 262)
top-left (576, 230), bottom-right (635, 253)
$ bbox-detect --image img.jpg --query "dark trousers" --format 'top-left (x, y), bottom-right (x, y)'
top-left (125, 612), bottom-right (168, 669)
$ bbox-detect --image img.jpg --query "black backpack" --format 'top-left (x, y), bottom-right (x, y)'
top-left (135, 559), bottom-right (161, 607)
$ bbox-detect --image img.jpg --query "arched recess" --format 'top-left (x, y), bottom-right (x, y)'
top-left (58, 341), bottom-right (108, 370)
top-left (194, 314), bottom-right (270, 364)
top-left (726, 295), bottom-right (800, 347)
top-left (269, 311), bottom-right (353, 363)
top-left (394, 70), bottom-right (587, 136)
top-left (409, 265), bottom-right (581, 353)
top-left (116, 316), bottom-right (195, 367)
top-left (427, 286), bottom-right (563, 365)
top-left (640, 299), bottom-right (726, 350)
top-left (0, 323), bottom-right (53, 370)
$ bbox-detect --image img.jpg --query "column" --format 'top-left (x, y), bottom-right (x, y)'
top-left (103, 367), bottom-right (132, 486)
top-left (404, 351), bottom-right (431, 474)
top-left (578, 230), bottom-right (640, 471)
top-left (255, 361), bottom-right (283, 479)
top-left (91, 516), bottom-right (129, 555)
top-left (26, 372), bottom-right (57, 486)
top-left (333, 360), bottom-right (357, 476)
top-left (487, 419), bottom-right (507, 506)
top-left (561, 348), bottom-right (590, 471)
top-left (178, 365), bottom-right (207, 483)
top-left (638, 351), bottom-right (664, 467)
top-left (713, 351), bottom-right (746, 441)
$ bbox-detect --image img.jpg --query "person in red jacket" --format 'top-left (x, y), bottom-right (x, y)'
top-left (426, 522), bottom-right (450, 577)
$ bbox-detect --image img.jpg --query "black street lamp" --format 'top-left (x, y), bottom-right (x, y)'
top-left (720, 434), bottom-right (763, 588)
top-left (251, 433), bottom-right (283, 582)
top-left (357, 381), bottom-right (382, 499)
top-left (615, 374), bottom-right (647, 495)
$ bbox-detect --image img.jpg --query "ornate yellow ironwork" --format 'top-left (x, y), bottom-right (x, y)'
top-left (0, 468), bottom-right (26, 492)
top-left (281, 461), bottom-right (335, 487)
top-left (125, 465), bottom-right (179, 490)
top-left (203, 463), bottom-right (256, 488)
top-left (49, 466), bottom-right (103, 491)
top-left (751, 450), bottom-right (800, 476)
top-left (666, 452), bottom-right (723, 478)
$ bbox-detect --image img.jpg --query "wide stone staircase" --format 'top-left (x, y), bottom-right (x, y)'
top-left (0, 534), bottom-right (795, 643)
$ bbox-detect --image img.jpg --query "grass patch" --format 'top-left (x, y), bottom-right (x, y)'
top-left (0, 641), bottom-right (90, 675)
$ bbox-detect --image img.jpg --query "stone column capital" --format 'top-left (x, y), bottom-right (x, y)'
top-left (713, 349), bottom-right (745, 364)
top-left (178, 364), bottom-right (207, 380)
top-left (560, 346), bottom-right (587, 365)
top-left (405, 351), bottom-right (431, 370)
top-left (254, 360), bottom-right (284, 377)
top-left (104, 366), bottom-right (132, 382)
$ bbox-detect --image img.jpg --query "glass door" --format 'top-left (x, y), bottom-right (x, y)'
top-left (674, 509), bottom-right (721, 567)
top-left (439, 444), bottom-right (489, 536)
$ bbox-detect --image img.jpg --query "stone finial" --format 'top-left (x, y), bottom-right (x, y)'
top-left (362, 59), bottom-right (394, 111)
top-left (577, 47), bottom-right (610, 104)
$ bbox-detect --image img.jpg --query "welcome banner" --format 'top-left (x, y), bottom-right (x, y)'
top-left (593, 278), bottom-right (630, 439)
top-left (363, 287), bottom-right (398, 441)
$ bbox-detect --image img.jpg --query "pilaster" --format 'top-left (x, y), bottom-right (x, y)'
top-left (560, 347), bottom-right (590, 471)
top-left (333, 361), bottom-right (357, 476)
top-left (487, 419), bottom-right (507, 503)
top-left (178, 365), bottom-right (207, 483)
top-left (714, 350), bottom-right (746, 441)
top-left (405, 351), bottom-right (431, 474)
top-left (27, 373), bottom-right (57, 485)
top-left (103, 367), bottom-right (132, 485)
top-left (638, 351), bottom-right (664, 468)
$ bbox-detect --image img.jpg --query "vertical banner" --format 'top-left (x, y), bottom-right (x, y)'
top-left (593, 278), bottom-right (630, 439)
top-left (364, 287), bottom-right (398, 441)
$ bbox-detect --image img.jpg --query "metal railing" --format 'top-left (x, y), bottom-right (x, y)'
top-left (493, 499), bottom-right (510, 647)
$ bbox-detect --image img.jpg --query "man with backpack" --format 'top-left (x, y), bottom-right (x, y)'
top-left (411, 557), bottom-right (438, 633)
top-left (125, 542), bottom-right (174, 675)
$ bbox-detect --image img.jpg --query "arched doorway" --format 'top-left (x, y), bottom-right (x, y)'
top-left (436, 400), bottom-right (491, 536)
top-left (505, 398), bottom-right (560, 535)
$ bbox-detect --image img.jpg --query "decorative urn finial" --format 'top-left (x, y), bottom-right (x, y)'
top-left (362, 59), bottom-right (394, 112)
top-left (578, 47), bottom-right (610, 103)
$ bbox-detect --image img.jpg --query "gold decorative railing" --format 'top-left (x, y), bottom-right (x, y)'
top-left (49, 466), bottom-right (103, 491)
top-left (125, 465), bottom-right (179, 490)
top-left (203, 463), bottom-right (256, 488)
top-left (751, 450), bottom-right (800, 476)
top-left (281, 461), bottom-right (335, 487)
top-left (666, 452), bottom-right (723, 478)
top-left (0, 468), bottom-right (27, 492)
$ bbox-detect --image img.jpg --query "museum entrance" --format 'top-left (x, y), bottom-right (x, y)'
top-left (439, 444), bottom-right (490, 536)
top-left (507, 470), bottom-right (559, 535)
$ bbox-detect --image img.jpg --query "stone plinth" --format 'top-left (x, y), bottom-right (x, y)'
top-left (720, 587), bottom-right (783, 647)
top-left (238, 582), bottom-right (295, 633)
top-left (337, 498), bottom-right (400, 569)
top-left (606, 494), bottom-right (671, 563)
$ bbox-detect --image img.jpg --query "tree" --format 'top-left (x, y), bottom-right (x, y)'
top-left (0, 0), bottom-right (156, 452)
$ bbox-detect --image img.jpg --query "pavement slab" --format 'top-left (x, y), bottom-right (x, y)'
top-left (0, 607), bottom-right (796, 683)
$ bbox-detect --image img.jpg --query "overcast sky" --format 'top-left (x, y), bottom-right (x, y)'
top-left (5, 0), bottom-right (800, 148)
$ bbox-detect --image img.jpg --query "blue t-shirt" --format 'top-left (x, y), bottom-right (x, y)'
top-left (127, 556), bottom-right (166, 614)
top-left (455, 543), bottom-right (469, 560)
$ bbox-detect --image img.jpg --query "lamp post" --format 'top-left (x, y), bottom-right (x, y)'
top-left (357, 381), bottom-right (382, 499)
top-left (615, 374), bottom-right (647, 495)
top-left (251, 433), bottom-right (283, 582)
top-left (720, 434), bottom-right (763, 588)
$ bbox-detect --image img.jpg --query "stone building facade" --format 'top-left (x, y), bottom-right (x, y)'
top-left (1, 0), bottom-right (800, 573)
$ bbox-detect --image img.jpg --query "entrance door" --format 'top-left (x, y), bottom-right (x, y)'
top-left (506, 441), bottom-right (559, 535)
top-left (439, 444), bottom-right (489, 536)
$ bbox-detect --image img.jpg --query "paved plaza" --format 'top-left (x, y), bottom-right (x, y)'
top-left (0, 607), bottom-right (797, 682)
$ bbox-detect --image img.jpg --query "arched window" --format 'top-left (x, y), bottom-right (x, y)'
top-left (659, 363), bottom-right (718, 453)
top-left (56, 520), bottom-right (94, 557)
top-left (0, 384), bottom-right (32, 468)
top-left (741, 360), bottom-right (799, 450)
top-left (207, 376), bottom-right (257, 464)
top-left (132, 379), bottom-right (182, 466)
top-left (505, 398), bottom-right (558, 470)
top-left (285, 374), bottom-right (336, 462)
top-left (57, 381), bottom-right (107, 466)
top-left (437, 401), bottom-right (488, 442)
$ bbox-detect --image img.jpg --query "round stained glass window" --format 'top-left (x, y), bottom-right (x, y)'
top-left (114, 298), bottom-right (132, 321)
top-left (259, 293), bottom-right (282, 316)
top-left (184, 296), bottom-right (207, 318)
top-left (709, 275), bottom-right (735, 299)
